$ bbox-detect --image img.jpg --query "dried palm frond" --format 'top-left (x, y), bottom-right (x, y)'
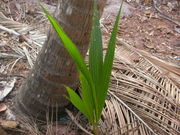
top-left (99, 91), bottom-right (156, 135)
top-left (0, 12), bottom-right (46, 47)
top-left (135, 49), bottom-right (180, 88)
top-left (0, 12), bottom-right (31, 34)
top-left (0, 12), bottom-right (46, 69)
top-left (66, 91), bottom-right (156, 135)
top-left (109, 38), bottom-right (180, 135)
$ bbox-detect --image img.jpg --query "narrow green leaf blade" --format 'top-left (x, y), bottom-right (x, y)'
top-left (79, 72), bottom-right (94, 121)
top-left (65, 87), bottom-right (93, 123)
top-left (89, 0), bottom-right (103, 87)
top-left (98, 2), bottom-right (123, 119)
top-left (88, 0), bottom-right (104, 122)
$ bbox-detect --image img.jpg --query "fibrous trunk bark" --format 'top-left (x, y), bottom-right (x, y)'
top-left (15, 0), bottom-right (106, 120)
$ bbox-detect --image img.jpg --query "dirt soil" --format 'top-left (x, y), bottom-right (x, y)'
top-left (102, 0), bottom-right (180, 65)
top-left (0, 0), bottom-right (179, 135)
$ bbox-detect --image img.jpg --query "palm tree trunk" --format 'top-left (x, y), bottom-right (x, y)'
top-left (15, 0), bottom-right (107, 120)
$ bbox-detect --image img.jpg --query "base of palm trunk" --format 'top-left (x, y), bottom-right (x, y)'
top-left (14, 96), bottom-right (72, 121)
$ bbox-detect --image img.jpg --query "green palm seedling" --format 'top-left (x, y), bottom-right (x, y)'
top-left (42, 0), bottom-right (123, 134)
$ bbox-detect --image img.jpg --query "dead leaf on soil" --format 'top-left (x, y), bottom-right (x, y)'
top-left (140, 16), bottom-right (148, 22)
top-left (0, 78), bottom-right (16, 101)
top-left (0, 120), bottom-right (18, 128)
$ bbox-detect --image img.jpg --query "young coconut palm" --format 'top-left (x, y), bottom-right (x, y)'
top-left (42, 0), bottom-right (123, 134)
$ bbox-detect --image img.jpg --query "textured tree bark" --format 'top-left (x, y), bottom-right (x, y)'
top-left (15, 0), bottom-right (107, 120)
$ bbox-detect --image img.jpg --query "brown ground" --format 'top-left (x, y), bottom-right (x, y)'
top-left (0, 0), bottom-right (179, 134)
top-left (102, 0), bottom-right (180, 65)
